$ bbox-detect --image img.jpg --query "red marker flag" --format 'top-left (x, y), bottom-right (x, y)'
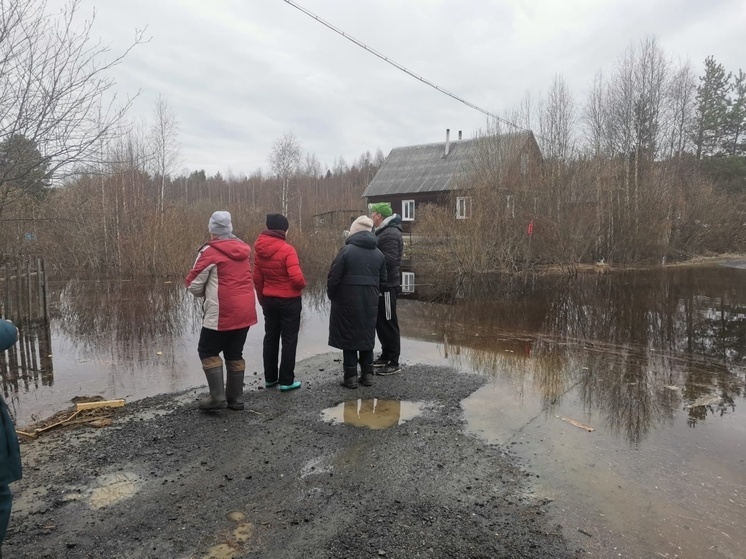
top-left (527, 220), bottom-right (534, 236)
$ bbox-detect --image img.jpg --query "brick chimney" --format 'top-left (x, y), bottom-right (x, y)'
top-left (445, 129), bottom-right (450, 156)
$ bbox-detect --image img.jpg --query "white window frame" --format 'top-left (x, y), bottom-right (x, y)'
top-left (401, 271), bottom-right (415, 293)
top-left (402, 199), bottom-right (415, 221)
top-left (520, 152), bottom-right (529, 174)
top-left (456, 196), bottom-right (471, 219)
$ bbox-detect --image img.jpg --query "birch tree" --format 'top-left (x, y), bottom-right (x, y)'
top-left (269, 132), bottom-right (301, 216)
top-left (150, 94), bottom-right (180, 218)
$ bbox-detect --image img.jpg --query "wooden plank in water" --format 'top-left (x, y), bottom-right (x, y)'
top-left (559, 416), bottom-right (595, 432)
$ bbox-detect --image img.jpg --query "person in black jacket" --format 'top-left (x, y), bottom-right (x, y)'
top-left (0, 320), bottom-right (22, 557)
top-left (327, 215), bottom-right (386, 388)
top-left (369, 202), bottom-right (403, 375)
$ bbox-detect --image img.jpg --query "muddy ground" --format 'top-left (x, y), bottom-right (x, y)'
top-left (6, 354), bottom-right (578, 559)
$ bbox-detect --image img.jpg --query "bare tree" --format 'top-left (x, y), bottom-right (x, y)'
top-left (665, 63), bottom-right (696, 159)
top-left (269, 132), bottom-right (301, 215)
top-left (150, 94), bottom-right (180, 218)
top-left (539, 74), bottom-right (575, 223)
top-left (0, 0), bottom-right (145, 217)
top-left (304, 152), bottom-right (322, 217)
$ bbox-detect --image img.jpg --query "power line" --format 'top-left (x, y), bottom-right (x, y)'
top-left (281, 0), bottom-right (531, 135)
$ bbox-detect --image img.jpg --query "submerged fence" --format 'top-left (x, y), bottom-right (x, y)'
top-left (0, 257), bottom-right (53, 393)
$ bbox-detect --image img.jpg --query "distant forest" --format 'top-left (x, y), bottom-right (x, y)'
top-left (0, 0), bottom-right (744, 277)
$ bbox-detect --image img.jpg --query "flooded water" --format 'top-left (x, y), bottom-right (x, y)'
top-left (2, 266), bottom-right (745, 558)
top-left (423, 266), bottom-right (745, 559)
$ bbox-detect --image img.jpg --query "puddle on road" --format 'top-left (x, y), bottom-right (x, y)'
top-left (321, 399), bottom-right (424, 429)
top-left (64, 472), bottom-right (142, 509)
top-left (202, 511), bottom-right (255, 559)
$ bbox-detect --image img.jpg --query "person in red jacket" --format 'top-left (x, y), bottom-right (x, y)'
top-left (186, 211), bottom-right (257, 411)
top-left (253, 213), bottom-right (306, 391)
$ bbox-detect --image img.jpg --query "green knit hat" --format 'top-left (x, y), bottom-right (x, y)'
top-left (368, 202), bottom-right (392, 218)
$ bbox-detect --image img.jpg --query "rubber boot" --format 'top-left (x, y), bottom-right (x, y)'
top-left (199, 356), bottom-right (226, 410)
top-left (225, 359), bottom-right (245, 411)
top-left (341, 365), bottom-right (358, 389)
top-left (359, 362), bottom-right (374, 387)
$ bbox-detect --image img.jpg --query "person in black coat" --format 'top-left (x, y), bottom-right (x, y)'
top-left (327, 215), bottom-right (386, 388)
top-left (369, 202), bottom-right (404, 375)
top-left (0, 320), bottom-right (22, 557)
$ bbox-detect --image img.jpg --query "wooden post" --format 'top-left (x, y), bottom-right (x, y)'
top-left (40, 258), bottom-right (48, 322)
top-left (40, 318), bottom-right (53, 383)
top-left (28, 315), bottom-right (39, 379)
top-left (26, 258), bottom-right (32, 320)
top-left (4, 264), bottom-right (10, 319)
top-left (37, 258), bottom-right (44, 319)
top-left (22, 316), bottom-right (33, 382)
top-left (15, 259), bottom-right (21, 323)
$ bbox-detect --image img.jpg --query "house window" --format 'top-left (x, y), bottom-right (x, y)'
top-left (520, 153), bottom-right (528, 175)
top-left (402, 200), bottom-right (415, 221)
top-left (401, 272), bottom-right (415, 293)
top-left (456, 196), bottom-right (472, 219)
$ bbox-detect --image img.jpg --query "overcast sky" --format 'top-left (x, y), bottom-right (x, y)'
top-left (58, 0), bottom-right (746, 176)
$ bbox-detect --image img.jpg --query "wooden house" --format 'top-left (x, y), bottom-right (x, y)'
top-left (363, 129), bottom-right (542, 233)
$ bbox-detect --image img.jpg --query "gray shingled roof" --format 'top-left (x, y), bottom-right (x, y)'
top-left (363, 132), bottom-right (533, 197)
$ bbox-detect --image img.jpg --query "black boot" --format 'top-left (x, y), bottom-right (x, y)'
top-left (199, 358), bottom-right (227, 411)
top-left (225, 360), bottom-right (245, 411)
top-left (359, 362), bottom-right (374, 387)
top-left (341, 365), bottom-right (358, 389)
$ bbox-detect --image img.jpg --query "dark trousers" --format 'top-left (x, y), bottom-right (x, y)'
top-left (376, 289), bottom-right (400, 364)
top-left (343, 349), bottom-right (374, 368)
top-left (0, 484), bottom-right (11, 555)
top-left (262, 296), bottom-right (302, 385)
top-left (197, 327), bottom-right (249, 362)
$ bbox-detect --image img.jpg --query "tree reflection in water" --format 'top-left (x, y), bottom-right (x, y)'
top-left (50, 278), bottom-right (202, 372)
top-left (400, 266), bottom-right (746, 445)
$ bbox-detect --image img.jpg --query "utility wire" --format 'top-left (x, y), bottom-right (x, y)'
top-left (281, 0), bottom-right (531, 135)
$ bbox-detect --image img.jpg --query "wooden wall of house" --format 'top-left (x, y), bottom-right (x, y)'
top-left (366, 192), bottom-right (449, 233)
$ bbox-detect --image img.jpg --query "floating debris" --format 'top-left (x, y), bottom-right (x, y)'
top-left (559, 416), bottom-right (595, 432)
